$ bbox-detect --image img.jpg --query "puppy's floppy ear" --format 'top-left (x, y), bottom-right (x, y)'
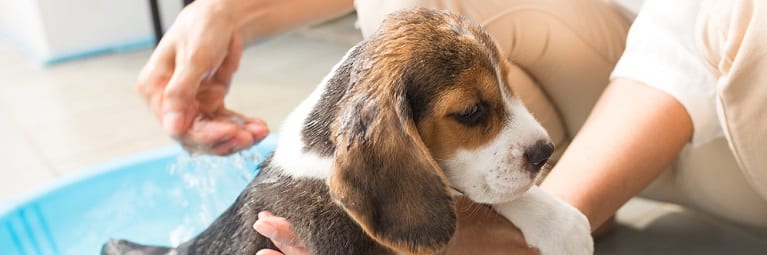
top-left (328, 76), bottom-right (457, 254)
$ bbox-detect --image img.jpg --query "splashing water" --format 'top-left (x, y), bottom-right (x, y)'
top-left (166, 150), bottom-right (263, 245)
top-left (53, 149), bottom-right (265, 255)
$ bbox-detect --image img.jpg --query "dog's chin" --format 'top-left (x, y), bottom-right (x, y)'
top-left (463, 177), bottom-right (535, 204)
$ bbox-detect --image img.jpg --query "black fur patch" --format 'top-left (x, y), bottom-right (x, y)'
top-left (302, 45), bottom-right (365, 157)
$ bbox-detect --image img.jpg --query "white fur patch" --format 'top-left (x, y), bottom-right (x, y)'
top-left (493, 186), bottom-right (594, 255)
top-left (270, 81), bottom-right (333, 179)
top-left (271, 46), bottom-right (361, 179)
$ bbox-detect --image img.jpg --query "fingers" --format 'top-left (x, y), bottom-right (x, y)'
top-left (134, 2), bottom-right (264, 155)
top-left (215, 37), bottom-right (244, 86)
top-left (135, 34), bottom-right (205, 139)
top-left (254, 211), bottom-right (309, 255)
top-left (179, 114), bottom-right (269, 155)
top-left (254, 211), bottom-right (302, 246)
top-left (228, 111), bottom-right (270, 143)
top-left (245, 117), bottom-right (270, 142)
top-left (143, 69), bottom-right (268, 156)
top-left (271, 241), bottom-right (310, 255)
top-left (162, 63), bottom-right (208, 137)
top-left (255, 249), bottom-right (285, 255)
top-left (137, 42), bottom-right (176, 122)
top-left (140, 3), bottom-right (233, 139)
top-left (179, 117), bottom-right (238, 149)
top-left (136, 37), bottom-right (262, 155)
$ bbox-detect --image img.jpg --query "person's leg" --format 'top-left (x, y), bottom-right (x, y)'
top-left (354, 0), bottom-right (630, 165)
top-left (640, 0), bottom-right (767, 228)
top-left (581, 0), bottom-right (767, 229)
top-left (641, 138), bottom-right (767, 227)
top-left (698, 0), bottom-right (767, 204)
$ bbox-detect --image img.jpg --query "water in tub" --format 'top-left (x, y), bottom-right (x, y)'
top-left (68, 149), bottom-right (262, 254)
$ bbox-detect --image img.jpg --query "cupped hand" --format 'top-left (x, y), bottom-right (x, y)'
top-left (137, 1), bottom-right (269, 155)
top-left (252, 197), bottom-right (541, 255)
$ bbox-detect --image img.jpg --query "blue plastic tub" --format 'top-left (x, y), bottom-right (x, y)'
top-left (0, 136), bottom-right (277, 255)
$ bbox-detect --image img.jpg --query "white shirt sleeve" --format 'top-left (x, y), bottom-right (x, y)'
top-left (610, 0), bottom-right (722, 147)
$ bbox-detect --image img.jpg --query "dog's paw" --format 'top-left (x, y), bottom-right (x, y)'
top-left (534, 203), bottom-right (593, 255)
top-left (493, 186), bottom-right (594, 255)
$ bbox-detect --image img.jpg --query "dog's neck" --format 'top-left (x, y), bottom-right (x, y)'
top-left (271, 45), bottom-right (364, 180)
top-left (270, 54), bottom-right (354, 180)
top-left (271, 81), bottom-right (334, 180)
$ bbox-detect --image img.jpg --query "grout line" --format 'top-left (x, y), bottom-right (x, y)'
top-left (0, 105), bottom-right (62, 178)
top-left (17, 129), bottom-right (64, 177)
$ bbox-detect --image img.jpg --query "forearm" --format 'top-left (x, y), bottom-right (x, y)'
top-left (200, 0), bottom-right (355, 43)
top-left (540, 78), bottom-right (693, 230)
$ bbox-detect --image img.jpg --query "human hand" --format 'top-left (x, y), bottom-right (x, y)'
top-left (251, 198), bottom-right (540, 255)
top-left (253, 211), bottom-right (308, 255)
top-left (137, 0), bottom-right (269, 155)
top-left (445, 196), bottom-right (540, 255)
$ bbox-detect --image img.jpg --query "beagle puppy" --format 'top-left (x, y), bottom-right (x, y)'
top-left (103, 8), bottom-right (592, 255)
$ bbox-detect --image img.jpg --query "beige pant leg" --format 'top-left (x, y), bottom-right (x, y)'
top-left (700, 0), bottom-right (767, 202)
top-left (354, 0), bottom-right (630, 165)
top-left (641, 138), bottom-right (767, 227)
top-left (639, 0), bottom-right (767, 227)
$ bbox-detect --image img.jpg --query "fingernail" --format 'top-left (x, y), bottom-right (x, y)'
top-left (254, 220), bottom-right (277, 238)
top-left (246, 125), bottom-right (270, 142)
top-left (163, 111), bottom-right (184, 135)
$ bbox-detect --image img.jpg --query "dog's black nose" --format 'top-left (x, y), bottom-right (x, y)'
top-left (525, 141), bottom-right (554, 171)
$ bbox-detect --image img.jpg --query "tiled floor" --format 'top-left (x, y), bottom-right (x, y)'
top-left (1, 14), bottom-right (765, 254)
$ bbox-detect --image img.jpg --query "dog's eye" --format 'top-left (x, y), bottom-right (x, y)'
top-left (451, 103), bottom-right (488, 127)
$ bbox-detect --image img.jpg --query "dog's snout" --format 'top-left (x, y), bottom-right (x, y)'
top-left (525, 141), bottom-right (554, 171)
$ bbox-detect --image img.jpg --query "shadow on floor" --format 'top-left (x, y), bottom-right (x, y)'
top-left (596, 209), bottom-right (767, 254)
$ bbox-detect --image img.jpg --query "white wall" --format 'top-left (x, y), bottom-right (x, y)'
top-left (159, 0), bottom-right (184, 33)
top-left (0, 0), bottom-right (183, 64)
top-left (0, 0), bottom-right (51, 60)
